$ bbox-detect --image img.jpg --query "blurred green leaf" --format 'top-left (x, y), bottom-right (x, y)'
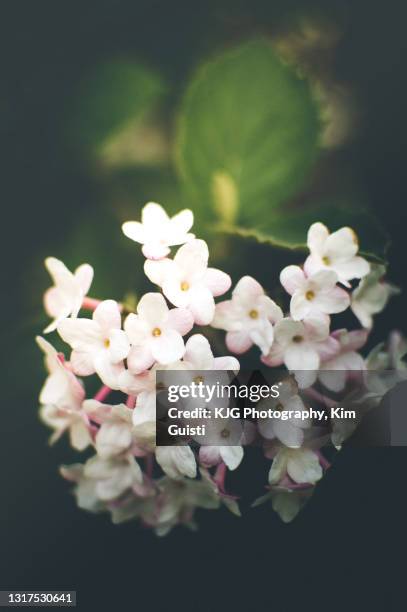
top-left (67, 59), bottom-right (167, 163)
top-left (176, 39), bottom-right (321, 224)
top-left (217, 201), bottom-right (389, 262)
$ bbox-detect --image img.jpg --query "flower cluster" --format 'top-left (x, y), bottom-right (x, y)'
top-left (37, 203), bottom-right (403, 531)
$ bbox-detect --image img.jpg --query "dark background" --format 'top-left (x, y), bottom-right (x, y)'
top-left (1, 1), bottom-right (407, 610)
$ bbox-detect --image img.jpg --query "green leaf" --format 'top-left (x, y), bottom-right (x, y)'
top-left (67, 59), bottom-right (167, 162)
top-left (217, 201), bottom-right (390, 263)
top-left (176, 39), bottom-right (321, 224)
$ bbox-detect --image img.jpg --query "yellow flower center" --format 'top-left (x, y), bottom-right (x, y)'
top-left (180, 281), bottom-right (190, 291)
top-left (104, 339), bottom-right (110, 348)
top-left (152, 327), bottom-right (162, 337)
top-left (305, 290), bottom-right (315, 301)
top-left (292, 335), bottom-right (304, 343)
top-left (249, 309), bottom-right (259, 319)
top-left (322, 256), bottom-right (331, 265)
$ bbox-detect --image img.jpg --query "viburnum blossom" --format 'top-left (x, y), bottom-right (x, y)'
top-left (58, 300), bottom-right (129, 388)
top-left (124, 292), bottom-right (193, 372)
top-left (37, 336), bottom-right (90, 450)
top-left (155, 446), bottom-right (197, 480)
top-left (351, 264), bottom-right (400, 328)
top-left (122, 202), bottom-right (194, 259)
top-left (319, 329), bottom-right (368, 392)
top-left (263, 317), bottom-right (339, 372)
top-left (305, 222), bottom-right (370, 286)
top-left (268, 447), bottom-right (323, 485)
top-left (43, 257), bottom-right (93, 333)
top-left (212, 276), bottom-right (283, 355)
top-left (144, 239), bottom-right (231, 325)
top-left (36, 201), bottom-right (402, 531)
top-left (280, 265), bottom-right (349, 321)
top-left (258, 379), bottom-right (311, 448)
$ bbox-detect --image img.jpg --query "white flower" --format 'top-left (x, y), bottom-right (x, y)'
top-left (269, 447), bottom-right (323, 485)
top-left (304, 222), bottom-right (370, 286)
top-left (43, 257), bottom-right (93, 333)
top-left (81, 453), bottom-right (143, 500)
top-left (144, 239), bottom-right (231, 325)
top-left (60, 464), bottom-right (105, 513)
top-left (199, 444), bottom-right (244, 471)
top-left (263, 317), bottom-right (339, 372)
top-left (351, 264), bottom-right (400, 328)
top-left (155, 446), bottom-right (197, 480)
top-left (212, 276), bottom-right (283, 355)
top-left (280, 265), bottom-right (349, 321)
top-left (153, 476), bottom-right (220, 536)
top-left (36, 336), bottom-right (91, 450)
top-left (122, 202), bottom-right (194, 260)
top-left (124, 293), bottom-right (193, 373)
top-left (181, 333), bottom-right (240, 371)
top-left (319, 328), bottom-right (368, 392)
top-left (258, 378), bottom-right (311, 448)
top-left (83, 400), bottom-right (136, 459)
top-left (57, 300), bottom-right (130, 388)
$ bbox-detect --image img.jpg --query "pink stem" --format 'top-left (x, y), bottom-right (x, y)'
top-left (94, 385), bottom-right (112, 402)
top-left (81, 296), bottom-right (102, 311)
top-left (126, 395), bottom-right (136, 408)
top-left (145, 453), bottom-right (154, 478)
top-left (214, 462), bottom-right (227, 491)
top-left (316, 450), bottom-right (331, 470)
top-left (82, 296), bottom-right (124, 312)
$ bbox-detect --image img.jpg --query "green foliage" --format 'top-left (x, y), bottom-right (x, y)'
top-left (176, 39), bottom-right (321, 224)
top-left (67, 59), bottom-right (166, 161)
top-left (216, 200), bottom-right (389, 262)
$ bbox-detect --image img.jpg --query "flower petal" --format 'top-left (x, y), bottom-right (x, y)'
top-left (219, 445), bottom-right (244, 470)
top-left (307, 222), bottom-right (329, 255)
top-left (287, 449), bottom-right (322, 484)
top-left (173, 239), bottom-right (208, 281)
top-left (137, 292), bottom-right (169, 326)
top-left (151, 328), bottom-right (186, 364)
top-left (203, 268), bottom-right (231, 297)
top-left (167, 307), bottom-right (194, 335)
top-left (226, 330), bottom-right (253, 354)
top-left (188, 287), bottom-right (215, 325)
top-left (93, 299), bottom-right (122, 332)
top-left (58, 318), bottom-right (101, 351)
top-left (280, 265), bottom-right (306, 295)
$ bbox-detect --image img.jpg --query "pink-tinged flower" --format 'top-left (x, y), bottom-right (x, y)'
top-left (262, 317), bottom-right (339, 387)
top-left (122, 202), bottom-right (194, 260)
top-left (36, 336), bottom-right (90, 450)
top-left (182, 334), bottom-right (239, 371)
top-left (318, 328), bottom-right (368, 392)
top-left (196, 415), bottom-right (255, 471)
top-left (212, 276), bottom-right (283, 355)
top-left (280, 265), bottom-right (350, 321)
top-left (155, 446), bottom-right (197, 480)
top-left (144, 239), bottom-right (231, 325)
top-left (124, 293), bottom-right (193, 373)
top-left (83, 400), bottom-right (137, 459)
top-left (258, 379), bottom-right (311, 448)
top-left (81, 453), bottom-right (143, 501)
top-left (304, 222), bottom-right (370, 287)
top-left (57, 300), bottom-right (130, 388)
top-left (351, 264), bottom-right (400, 328)
top-left (268, 447), bottom-right (323, 485)
top-left (43, 257), bottom-right (93, 333)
